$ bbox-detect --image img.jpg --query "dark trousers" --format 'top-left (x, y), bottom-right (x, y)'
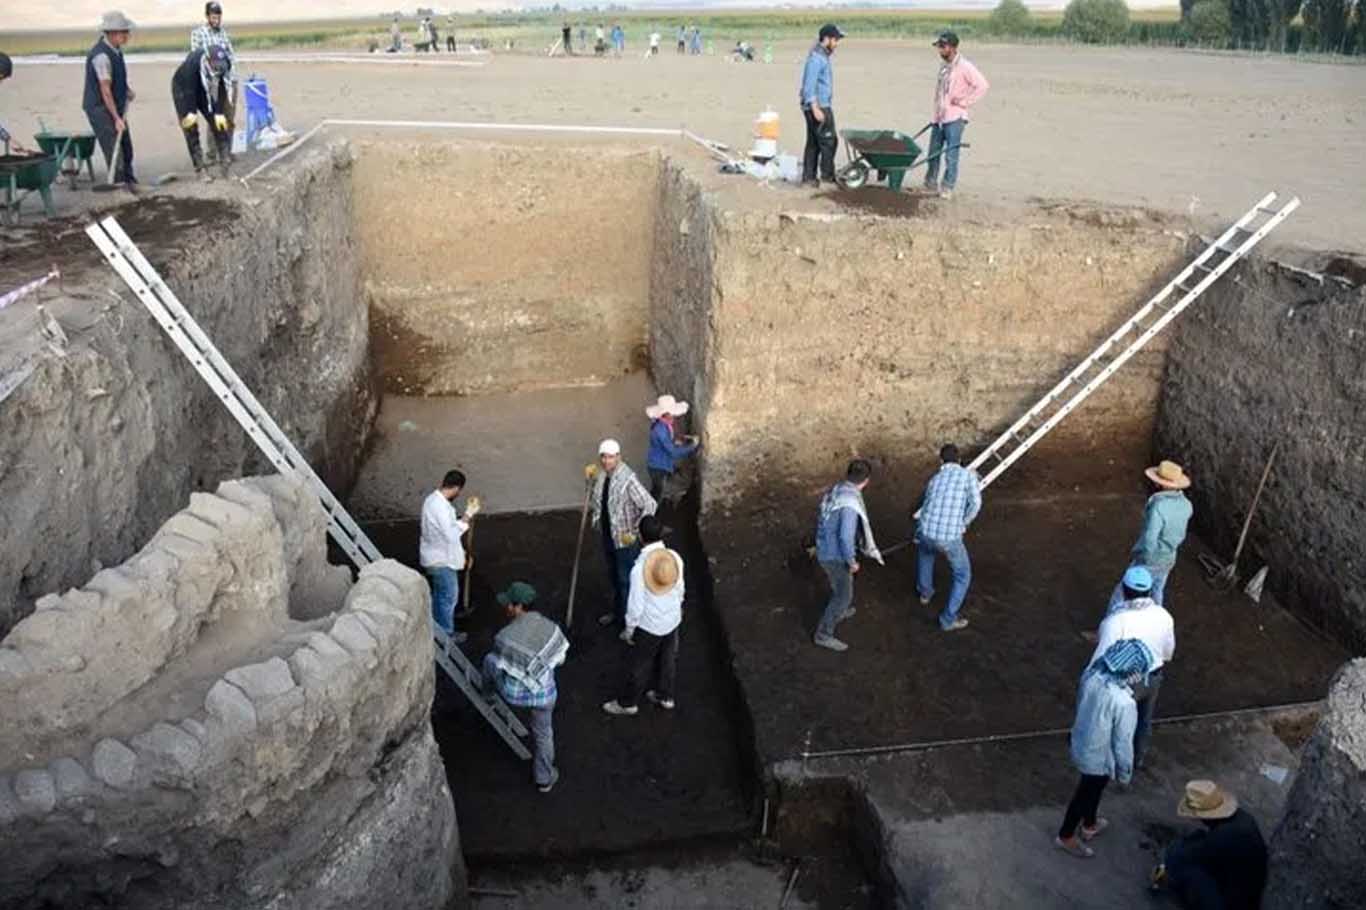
top-left (86, 107), bottom-right (135, 184)
top-left (1059, 774), bottom-right (1110, 839)
top-left (648, 468), bottom-right (669, 501)
top-left (801, 106), bottom-right (837, 183)
top-left (1133, 669), bottom-right (1162, 769)
top-left (621, 627), bottom-right (680, 707)
top-left (446, 36), bottom-right (456, 51)
top-left (173, 85), bottom-right (231, 172)
top-left (602, 541), bottom-right (641, 623)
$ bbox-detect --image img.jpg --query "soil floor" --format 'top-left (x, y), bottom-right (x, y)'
top-left (350, 372), bottom-right (655, 520)
top-left (707, 468), bottom-right (1350, 764)
top-left (2, 42), bottom-right (1362, 256)
top-left (362, 505), bottom-right (755, 860)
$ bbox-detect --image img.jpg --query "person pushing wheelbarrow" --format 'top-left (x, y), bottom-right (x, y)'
top-left (172, 44), bottom-right (233, 181)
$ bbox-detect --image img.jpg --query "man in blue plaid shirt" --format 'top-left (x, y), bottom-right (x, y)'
top-left (916, 443), bottom-right (981, 631)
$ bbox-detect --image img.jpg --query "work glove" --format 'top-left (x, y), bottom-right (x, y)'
top-left (584, 463), bottom-right (599, 480)
top-left (620, 533), bottom-right (637, 547)
top-left (180, 113), bottom-right (199, 130)
top-left (464, 495), bottom-right (482, 518)
top-left (1149, 864), bottom-right (1168, 891)
top-left (213, 114), bottom-right (229, 132)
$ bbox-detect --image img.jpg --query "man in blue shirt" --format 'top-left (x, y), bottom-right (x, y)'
top-left (1107, 460), bottom-right (1194, 611)
top-left (916, 443), bottom-right (982, 631)
top-left (798, 24), bottom-right (844, 186)
top-left (645, 394), bottom-right (699, 501)
top-left (813, 458), bottom-right (883, 652)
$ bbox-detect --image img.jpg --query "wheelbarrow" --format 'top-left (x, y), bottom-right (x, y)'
top-left (0, 146), bottom-right (64, 224)
top-left (34, 131), bottom-right (99, 185)
top-left (836, 125), bottom-right (969, 192)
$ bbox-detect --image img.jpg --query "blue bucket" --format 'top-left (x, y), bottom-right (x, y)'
top-left (243, 76), bottom-right (275, 144)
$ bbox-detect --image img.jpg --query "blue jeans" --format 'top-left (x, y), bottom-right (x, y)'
top-left (425, 566), bottom-right (459, 635)
top-left (603, 542), bottom-right (642, 623)
top-left (924, 119), bottom-right (966, 190)
top-left (817, 560), bottom-right (853, 638)
top-left (1132, 668), bottom-right (1162, 769)
top-left (1106, 563), bottom-right (1172, 614)
top-left (528, 702), bottom-right (556, 786)
top-left (917, 538), bottom-right (972, 628)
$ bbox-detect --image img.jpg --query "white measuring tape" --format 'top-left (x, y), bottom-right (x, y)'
top-left (0, 268), bottom-right (60, 311)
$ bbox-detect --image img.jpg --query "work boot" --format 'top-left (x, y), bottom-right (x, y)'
top-left (813, 633), bottom-right (848, 652)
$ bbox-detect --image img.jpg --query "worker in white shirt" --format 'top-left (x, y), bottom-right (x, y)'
top-left (603, 515), bottom-right (684, 715)
top-left (1089, 565), bottom-right (1175, 770)
top-left (419, 469), bottom-right (480, 643)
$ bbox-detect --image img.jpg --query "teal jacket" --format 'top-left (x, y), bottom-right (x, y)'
top-left (1132, 491), bottom-right (1192, 568)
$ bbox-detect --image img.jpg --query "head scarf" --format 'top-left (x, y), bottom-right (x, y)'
top-left (1092, 638), bottom-right (1153, 686)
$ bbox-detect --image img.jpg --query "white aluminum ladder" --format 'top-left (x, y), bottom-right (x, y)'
top-left (968, 191), bottom-right (1299, 492)
top-left (86, 215), bottom-right (531, 761)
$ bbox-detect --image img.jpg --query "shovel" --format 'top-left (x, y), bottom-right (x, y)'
top-left (92, 119), bottom-right (127, 193)
top-left (1206, 442), bottom-right (1280, 590)
top-left (564, 472), bottom-right (595, 629)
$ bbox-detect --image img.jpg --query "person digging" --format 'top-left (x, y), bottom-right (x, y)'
top-left (172, 44), bottom-right (233, 181)
top-left (603, 515), bottom-right (685, 716)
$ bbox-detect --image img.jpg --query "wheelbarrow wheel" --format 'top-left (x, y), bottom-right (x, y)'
top-left (836, 161), bottom-right (870, 191)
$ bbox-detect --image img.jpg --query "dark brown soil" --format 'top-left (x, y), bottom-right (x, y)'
top-left (361, 505), bottom-right (755, 859)
top-left (706, 477), bottom-right (1349, 765)
top-left (1271, 710), bottom-right (1321, 752)
top-left (818, 187), bottom-right (926, 218)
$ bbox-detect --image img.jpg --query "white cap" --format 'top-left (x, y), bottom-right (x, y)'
top-left (598, 438), bottom-right (621, 456)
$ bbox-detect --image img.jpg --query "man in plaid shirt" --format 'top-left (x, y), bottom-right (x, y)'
top-left (190, 3), bottom-right (236, 163)
top-left (915, 443), bottom-right (981, 631)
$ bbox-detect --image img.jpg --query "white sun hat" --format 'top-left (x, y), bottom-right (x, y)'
top-left (645, 394), bottom-right (690, 419)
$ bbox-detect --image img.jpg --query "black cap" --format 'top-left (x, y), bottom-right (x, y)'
top-left (0, 53), bottom-right (12, 80)
top-left (206, 2), bottom-right (223, 14)
top-left (818, 24), bottom-right (845, 40)
top-left (933, 30), bottom-right (959, 47)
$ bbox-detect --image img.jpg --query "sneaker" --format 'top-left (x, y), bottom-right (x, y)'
top-left (922, 182), bottom-right (939, 194)
top-left (537, 768), bottom-right (560, 794)
top-left (1054, 835), bottom-right (1095, 859)
top-left (838, 606), bottom-right (857, 621)
top-left (597, 613), bottom-right (616, 627)
top-left (941, 618), bottom-right (969, 632)
top-left (440, 630), bottom-right (468, 646)
top-left (813, 633), bottom-right (848, 652)
top-left (1080, 818), bottom-right (1109, 841)
top-left (918, 594), bottom-right (932, 606)
top-left (602, 699), bottom-right (639, 716)
top-left (645, 690), bottom-right (676, 710)
top-left (939, 189), bottom-right (954, 200)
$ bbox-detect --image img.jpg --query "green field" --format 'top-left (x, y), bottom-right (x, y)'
top-left (1, 7), bottom-right (1184, 57)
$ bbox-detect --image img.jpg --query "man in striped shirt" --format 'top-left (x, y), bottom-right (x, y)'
top-left (915, 443), bottom-right (981, 631)
top-left (190, 3), bottom-right (236, 164)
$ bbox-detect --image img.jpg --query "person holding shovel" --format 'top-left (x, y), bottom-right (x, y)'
top-left (420, 469), bottom-right (480, 644)
top-left (172, 45), bottom-right (233, 181)
top-left (588, 439), bottom-right (657, 628)
top-left (1107, 460), bottom-right (1193, 612)
top-left (813, 458), bottom-right (883, 652)
top-left (83, 11), bottom-right (139, 192)
top-left (645, 394), bottom-right (699, 502)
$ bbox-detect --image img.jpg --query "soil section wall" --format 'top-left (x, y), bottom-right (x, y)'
top-left (0, 141), bottom-right (376, 637)
top-left (1157, 262), bottom-right (1366, 650)
top-left (352, 141), bottom-right (660, 396)
top-left (655, 187), bottom-right (1190, 508)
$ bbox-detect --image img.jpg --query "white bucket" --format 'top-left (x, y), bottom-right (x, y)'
top-left (750, 138), bottom-right (778, 160)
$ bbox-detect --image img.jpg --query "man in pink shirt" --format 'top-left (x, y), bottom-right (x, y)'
top-left (924, 30), bottom-right (989, 199)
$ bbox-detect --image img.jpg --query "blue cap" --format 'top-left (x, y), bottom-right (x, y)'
top-left (1123, 565), bottom-right (1154, 592)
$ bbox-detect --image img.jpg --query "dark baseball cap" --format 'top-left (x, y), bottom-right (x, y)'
top-left (933, 30), bottom-right (960, 47)
top-left (819, 24), bottom-right (846, 40)
top-left (496, 581), bottom-right (538, 607)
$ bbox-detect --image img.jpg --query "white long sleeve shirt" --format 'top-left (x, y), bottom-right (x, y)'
top-left (1090, 598), bottom-right (1176, 671)
top-left (625, 542), bottom-right (684, 637)
top-left (419, 490), bottom-right (469, 570)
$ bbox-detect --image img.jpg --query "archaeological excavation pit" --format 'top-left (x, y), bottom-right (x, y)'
top-left (1, 133), bottom-right (1362, 908)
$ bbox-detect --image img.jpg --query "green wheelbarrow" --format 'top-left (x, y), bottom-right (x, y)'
top-left (836, 125), bottom-right (969, 192)
top-left (35, 131), bottom-right (99, 185)
top-left (1, 147), bottom-right (64, 224)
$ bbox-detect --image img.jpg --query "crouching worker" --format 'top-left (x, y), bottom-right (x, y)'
top-left (1150, 780), bottom-right (1267, 909)
top-left (172, 44), bottom-right (232, 180)
top-left (481, 582), bottom-right (569, 794)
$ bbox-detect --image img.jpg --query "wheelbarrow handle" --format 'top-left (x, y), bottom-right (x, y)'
top-left (911, 122), bottom-right (935, 141)
top-left (912, 142), bottom-right (970, 170)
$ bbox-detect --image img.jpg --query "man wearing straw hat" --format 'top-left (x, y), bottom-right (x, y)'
top-left (1109, 459), bottom-right (1194, 612)
top-left (83, 12), bottom-right (139, 191)
top-left (645, 394), bottom-right (699, 501)
top-left (1150, 780), bottom-right (1267, 908)
top-left (603, 515), bottom-right (684, 716)
top-left (589, 438), bottom-right (657, 628)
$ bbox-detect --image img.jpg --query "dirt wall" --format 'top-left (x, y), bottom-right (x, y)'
top-left (686, 200), bottom-right (1188, 507)
top-left (352, 141), bottom-right (660, 396)
top-left (0, 141), bottom-right (376, 638)
top-left (1156, 262), bottom-right (1366, 650)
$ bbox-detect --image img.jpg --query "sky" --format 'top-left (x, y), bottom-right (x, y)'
top-left (1, 1), bottom-right (1177, 32)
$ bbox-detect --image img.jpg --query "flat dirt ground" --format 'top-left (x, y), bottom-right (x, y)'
top-left (2, 41), bottom-right (1363, 254)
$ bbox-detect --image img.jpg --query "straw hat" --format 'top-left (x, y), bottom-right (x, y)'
top-left (645, 395), bottom-right (689, 420)
top-left (100, 11), bottom-right (136, 31)
top-left (1145, 460), bottom-right (1192, 490)
top-left (1177, 780), bottom-right (1238, 820)
top-left (643, 548), bottom-right (680, 595)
